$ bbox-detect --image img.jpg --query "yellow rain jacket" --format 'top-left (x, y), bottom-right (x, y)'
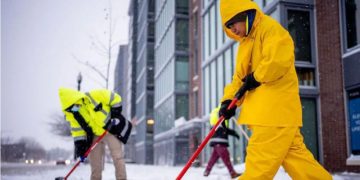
top-left (220, 0), bottom-right (302, 127)
top-left (58, 88), bottom-right (122, 141)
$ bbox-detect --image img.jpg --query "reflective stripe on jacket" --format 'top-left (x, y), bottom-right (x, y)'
top-left (59, 88), bottom-right (122, 139)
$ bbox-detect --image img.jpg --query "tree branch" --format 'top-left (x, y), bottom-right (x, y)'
top-left (72, 54), bottom-right (107, 81)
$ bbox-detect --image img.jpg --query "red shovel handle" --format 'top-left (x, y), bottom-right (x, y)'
top-left (63, 131), bottom-right (108, 180)
top-left (176, 85), bottom-right (247, 179)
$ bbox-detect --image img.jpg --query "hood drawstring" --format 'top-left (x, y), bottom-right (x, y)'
top-left (246, 10), bottom-right (256, 36)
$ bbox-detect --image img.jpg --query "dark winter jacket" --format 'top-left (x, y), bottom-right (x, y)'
top-left (210, 126), bottom-right (239, 147)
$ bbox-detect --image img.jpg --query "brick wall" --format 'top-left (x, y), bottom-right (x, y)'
top-left (189, 0), bottom-right (202, 119)
top-left (316, 0), bottom-right (360, 172)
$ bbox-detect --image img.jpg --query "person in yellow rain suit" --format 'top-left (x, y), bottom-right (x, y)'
top-left (59, 88), bottom-right (131, 180)
top-left (218, 0), bottom-right (332, 179)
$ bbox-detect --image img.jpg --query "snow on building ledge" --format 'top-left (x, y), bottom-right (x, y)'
top-left (346, 155), bottom-right (360, 166)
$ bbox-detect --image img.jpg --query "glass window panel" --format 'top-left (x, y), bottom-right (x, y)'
top-left (194, 91), bottom-right (199, 116)
top-left (287, 10), bottom-right (312, 62)
top-left (263, 0), bottom-right (274, 6)
top-left (232, 43), bottom-right (238, 73)
top-left (176, 0), bottom-right (188, 15)
top-left (216, 0), bottom-right (224, 48)
top-left (270, 7), bottom-right (280, 22)
top-left (300, 98), bottom-right (319, 160)
top-left (176, 95), bottom-right (189, 119)
top-left (175, 59), bottom-right (189, 91)
top-left (204, 67), bottom-right (210, 114)
top-left (296, 67), bottom-right (316, 87)
top-left (224, 49), bottom-right (232, 84)
top-left (210, 61), bottom-right (217, 110)
top-left (136, 120), bottom-right (146, 142)
top-left (345, 0), bottom-right (360, 49)
top-left (210, 6), bottom-right (216, 54)
top-left (154, 96), bottom-right (175, 134)
top-left (146, 93), bottom-right (154, 117)
top-left (217, 56), bottom-right (224, 103)
top-left (204, 14), bottom-right (209, 60)
top-left (176, 20), bottom-right (189, 51)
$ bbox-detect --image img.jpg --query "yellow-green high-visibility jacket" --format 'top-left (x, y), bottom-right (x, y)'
top-left (58, 88), bottom-right (122, 141)
top-left (220, 0), bottom-right (302, 127)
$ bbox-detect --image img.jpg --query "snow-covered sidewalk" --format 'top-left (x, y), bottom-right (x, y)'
top-left (1, 162), bottom-right (358, 180)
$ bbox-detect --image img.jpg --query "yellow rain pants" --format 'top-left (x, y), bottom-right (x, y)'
top-left (240, 126), bottom-right (332, 180)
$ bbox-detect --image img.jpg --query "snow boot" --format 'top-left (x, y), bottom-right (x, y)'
top-left (203, 170), bottom-right (210, 177)
top-left (230, 171), bottom-right (241, 179)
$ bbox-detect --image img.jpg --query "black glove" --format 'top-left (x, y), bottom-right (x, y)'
top-left (110, 106), bottom-right (122, 119)
top-left (242, 72), bottom-right (261, 91)
top-left (74, 139), bottom-right (90, 160)
top-left (219, 100), bottom-right (237, 128)
top-left (104, 114), bottom-right (126, 134)
top-left (225, 128), bottom-right (240, 139)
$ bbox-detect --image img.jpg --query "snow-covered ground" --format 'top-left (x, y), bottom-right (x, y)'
top-left (1, 162), bottom-right (358, 180)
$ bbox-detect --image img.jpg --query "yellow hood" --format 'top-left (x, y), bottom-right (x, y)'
top-left (220, 0), bottom-right (263, 41)
top-left (58, 87), bottom-right (86, 110)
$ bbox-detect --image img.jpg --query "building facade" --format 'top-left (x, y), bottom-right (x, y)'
top-left (200, 0), bottom-right (246, 165)
top-left (114, 45), bottom-right (135, 162)
top-left (340, 0), bottom-right (360, 168)
top-left (316, 0), bottom-right (360, 171)
top-left (188, 0), bottom-right (203, 166)
top-left (124, 0), bottom-right (138, 163)
top-left (197, 0), bottom-right (360, 172)
top-left (129, 0), bottom-right (156, 164)
top-left (153, 0), bottom-right (190, 165)
top-left (114, 45), bottom-right (128, 102)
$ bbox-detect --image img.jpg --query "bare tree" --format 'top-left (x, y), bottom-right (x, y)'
top-left (73, 0), bottom-right (121, 89)
top-left (18, 137), bottom-right (46, 160)
top-left (48, 113), bottom-right (71, 137)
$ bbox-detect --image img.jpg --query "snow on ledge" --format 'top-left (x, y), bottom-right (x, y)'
top-left (346, 155), bottom-right (360, 166)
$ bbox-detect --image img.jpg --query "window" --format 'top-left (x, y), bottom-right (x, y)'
top-left (263, 0), bottom-right (274, 6)
top-left (176, 95), bottom-right (189, 119)
top-left (344, 0), bottom-right (360, 49)
top-left (175, 58), bottom-right (189, 92)
top-left (224, 49), bottom-right (232, 85)
top-left (210, 61), bottom-right (217, 110)
top-left (194, 91), bottom-right (199, 117)
top-left (296, 68), bottom-right (316, 87)
top-left (176, 0), bottom-right (189, 15)
top-left (232, 43), bottom-right (239, 72)
top-left (193, 12), bottom-right (199, 76)
top-left (216, 0), bottom-right (224, 48)
top-left (270, 7), bottom-right (280, 21)
top-left (217, 56), bottom-right (224, 103)
top-left (204, 67), bottom-right (210, 114)
top-left (146, 93), bottom-right (154, 117)
top-left (300, 98), bottom-right (319, 159)
top-left (287, 10), bottom-right (312, 62)
top-left (210, 5), bottom-right (216, 54)
top-left (176, 20), bottom-right (189, 51)
top-left (154, 96), bottom-right (175, 134)
top-left (204, 14), bottom-right (210, 59)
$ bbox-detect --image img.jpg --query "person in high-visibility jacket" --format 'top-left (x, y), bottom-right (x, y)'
top-left (204, 106), bottom-right (241, 178)
top-left (59, 88), bottom-right (131, 180)
top-left (218, 0), bottom-right (332, 179)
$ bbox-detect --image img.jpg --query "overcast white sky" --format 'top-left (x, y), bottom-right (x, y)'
top-left (1, 0), bottom-right (130, 150)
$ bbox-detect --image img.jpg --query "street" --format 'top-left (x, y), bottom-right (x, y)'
top-left (2, 162), bottom-right (359, 180)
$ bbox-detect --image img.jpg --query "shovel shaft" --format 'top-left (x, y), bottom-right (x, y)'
top-left (176, 85), bottom-right (247, 180)
top-left (63, 131), bottom-right (108, 180)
